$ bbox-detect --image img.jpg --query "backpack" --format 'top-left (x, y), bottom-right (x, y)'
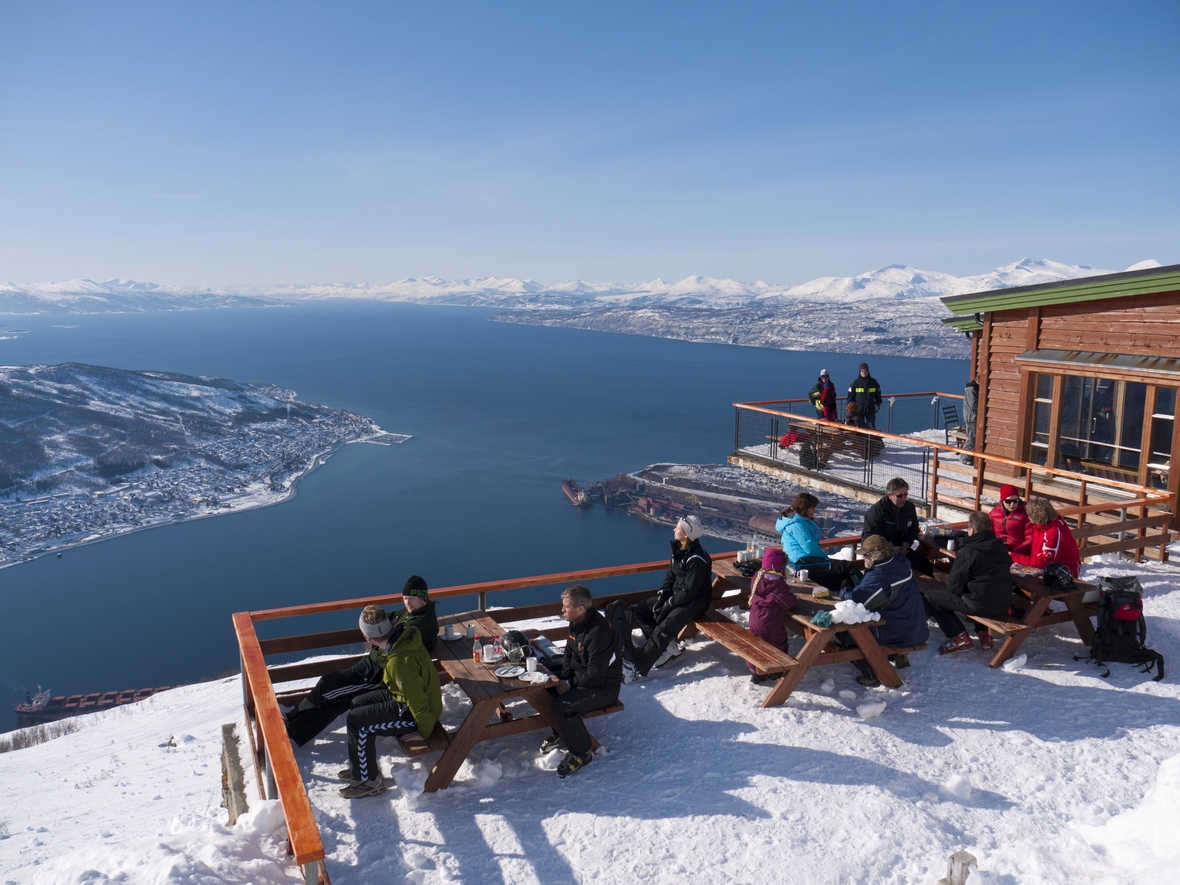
top-left (808, 384), bottom-right (824, 414)
top-left (1076, 577), bottom-right (1164, 681)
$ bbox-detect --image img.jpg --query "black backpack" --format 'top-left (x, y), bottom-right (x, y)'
top-left (1077, 577), bottom-right (1164, 681)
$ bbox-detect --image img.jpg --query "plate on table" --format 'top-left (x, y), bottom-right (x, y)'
top-left (494, 665), bottom-right (526, 679)
top-left (521, 671), bottom-right (550, 684)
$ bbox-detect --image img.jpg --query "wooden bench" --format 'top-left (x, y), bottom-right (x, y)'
top-left (694, 609), bottom-right (798, 678)
top-left (1079, 459), bottom-right (1139, 484)
top-left (916, 574), bottom-right (1097, 668)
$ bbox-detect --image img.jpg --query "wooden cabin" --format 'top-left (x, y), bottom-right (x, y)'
top-left (941, 263), bottom-right (1180, 514)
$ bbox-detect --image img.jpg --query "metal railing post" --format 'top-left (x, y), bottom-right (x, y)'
top-left (771, 415), bottom-right (779, 461)
top-left (734, 408), bottom-right (741, 451)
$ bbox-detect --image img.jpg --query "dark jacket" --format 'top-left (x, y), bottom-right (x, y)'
top-left (559, 607), bottom-right (623, 695)
top-left (864, 496), bottom-right (920, 549)
top-left (942, 530), bottom-right (1013, 615)
top-left (394, 599), bottom-right (439, 653)
top-left (657, 538), bottom-right (713, 618)
top-left (808, 378), bottom-right (837, 420)
top-left (840, 554), bottom-right (929, 648)
top-left (848, 374), bottom-right (882, 415)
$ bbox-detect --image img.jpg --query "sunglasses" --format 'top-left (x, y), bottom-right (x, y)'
top-left (891, 492), bottom-right (908, 499)
top-left (1004, 497), bottom-right (1020, 504)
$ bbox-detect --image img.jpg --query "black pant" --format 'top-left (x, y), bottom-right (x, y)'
top-left (906, 549), bottom-right (934, 577)
top-left (284, 656), bottom-right (386, 747)
top-left (627, 596), bottom-right (703, 675)
top-left (922, 590), bottom-right (993, 640)
top-left (345, 690), bottom-right (419, 782)
top-left (797, 559), bottom-right (861, 593)
top-left (549, 685), bottom-right (618, 756)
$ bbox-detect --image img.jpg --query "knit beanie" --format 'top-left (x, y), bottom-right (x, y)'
top-left (859, 363), bottom-right (869, 372)
top-left (402, 575), bottom-right (429, 598)
top-left (999, 484), bottom-right (1020, 502)
top-left (761, 547), bottom-right (786, 573)
top-left (676, 515), bottom-right (704, 541)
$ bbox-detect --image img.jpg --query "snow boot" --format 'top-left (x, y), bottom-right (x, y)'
top-left (938, 633), bottom-right (974, 655)
top-left (653, 640), bottom-right (683, 669)
top-left (557, 751), bottom-right (593, 778)
top-left (622, 660), bottom-right (642, 684)
top-left (540, 732), bottom-right (567, 754)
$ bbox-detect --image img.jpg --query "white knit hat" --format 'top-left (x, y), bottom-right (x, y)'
top-left (676, 515), bottom-right (704, 541)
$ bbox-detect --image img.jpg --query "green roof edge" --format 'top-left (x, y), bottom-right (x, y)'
top-left (942, 316), bottom-right (983, 332)
top-left (940, 265), bottom-right (1180, 316)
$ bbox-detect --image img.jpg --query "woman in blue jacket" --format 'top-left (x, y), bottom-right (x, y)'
top-left (774, 492), bottom-right (861, 592)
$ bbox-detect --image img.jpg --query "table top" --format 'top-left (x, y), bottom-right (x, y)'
top-left (436, 611), bottom-right (559, 700)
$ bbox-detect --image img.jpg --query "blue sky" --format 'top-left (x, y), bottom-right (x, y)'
top-left (1, 1), bottom-right (1177, 286)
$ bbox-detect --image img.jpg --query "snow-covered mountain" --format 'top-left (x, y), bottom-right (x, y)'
top-left (0, 260), bottom-right (1141, 357)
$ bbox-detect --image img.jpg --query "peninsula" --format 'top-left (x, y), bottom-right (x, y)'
top-left (0, 363), bottom-right (406, 566)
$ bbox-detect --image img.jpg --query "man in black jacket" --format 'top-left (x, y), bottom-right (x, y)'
top-left (609, 515), bottom-right (713, 680)
top-left (848, 363), bottom-right (883, 428)
top-left (538, 584), bottom-right (624, 778)
top-left (864, 477), bottom-right (933, 576)
top-left (922, 512), bottom-right (1013, 655)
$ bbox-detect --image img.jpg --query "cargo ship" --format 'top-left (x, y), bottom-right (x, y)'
top-left (561, 479), bottom-right (603, 506)
top-left (15, 685), bottom-right (171, 725)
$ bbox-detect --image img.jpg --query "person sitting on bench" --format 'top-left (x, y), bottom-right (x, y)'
top-left (536, 584), bottom-right (624, 778)
top-left (1012, 498), bottom-right (1081, 577)
top-left (392, 575), bottom-right (439, 653)
top-left (609, 515), bottom-right (712, 682)
top-left (922, 512), bottom-right (1013, 655)
top-left (775, 492), bottom-right (862, 591)
top-left (863, 477), bottom-right (934, 577)
top-left (839, 534), bottom-right (929, 686)
top-left (284, 606), bottom-right (442, 798)
top-left (746, 547), bottom-right (797, 685)
top-left (989, 484), bottom-right (1032, 557)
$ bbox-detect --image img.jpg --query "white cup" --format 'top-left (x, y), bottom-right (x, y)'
top-left (443, 625), bottom-right (456, 640)
top-left (483, 644), bottom-right (497, 663)
top-left (465, 624), bottom-right (476, 639)
top-left (798, 569), bottom-right (810, 583)
top-left (526, 657), bottom-right (538, 673)
top-left (947, 540), bottom-right (957, 552)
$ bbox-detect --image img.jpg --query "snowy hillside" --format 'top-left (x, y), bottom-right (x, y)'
top-left (3, 553), bottom-right (1179, 884)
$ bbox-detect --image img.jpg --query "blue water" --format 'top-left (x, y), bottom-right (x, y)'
top-left (0, 303), bottom-right (967, 730)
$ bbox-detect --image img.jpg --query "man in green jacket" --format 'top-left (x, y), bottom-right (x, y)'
top-left (392, 575), bottom-right (439, 653)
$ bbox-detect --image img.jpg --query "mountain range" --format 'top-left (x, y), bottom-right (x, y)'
top-left (1, 259), bottom-right (1158, 358)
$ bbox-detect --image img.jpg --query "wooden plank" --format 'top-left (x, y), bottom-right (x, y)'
top-left (422, 696), bottom-right (500, 792)
top-left (259, 627), bottom-right (364, 656)
top-left (232, 613), bottom-right (324, 867)
top-left (846, 624), bottom-right (903, 688)
top-left (267, 655), bottom-right (365, 686)
top-left (1072, 514), bottom-right (1172, 539)
top-left (762, 627), bottom-right (832, 707)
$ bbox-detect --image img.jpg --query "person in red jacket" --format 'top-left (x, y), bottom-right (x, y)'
top-left (989, 484), bottom-right (1032, 556)
top-left (1011, 498), bottom-right (1081, 577)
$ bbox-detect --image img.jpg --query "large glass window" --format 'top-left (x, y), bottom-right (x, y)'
top-left (1029, 374), bottom-right (1053, 466)
top-left (1058, 376), bottom-right (1146, 470)
top-left (1149, 388), bottom-right (1175, 490)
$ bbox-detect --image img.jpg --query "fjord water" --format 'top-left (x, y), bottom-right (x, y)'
top-left (0, 304), bottom-right (966, 731)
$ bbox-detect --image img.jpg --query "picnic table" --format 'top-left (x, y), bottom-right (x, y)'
top-left (916, 537), bottom-right (1098, 668)
top-left (407, 611), bottom-right (622, 792)
top-left (698, 561), bottom-right (925, 707)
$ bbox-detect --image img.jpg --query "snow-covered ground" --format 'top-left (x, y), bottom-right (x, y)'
top-left (4, 552), bottom-right (1180, 884)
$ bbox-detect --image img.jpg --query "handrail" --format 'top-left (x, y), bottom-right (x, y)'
top-left (734, 401), bottom-right (1171, 500)
top-left (233, 612), bottom-right (325, 880)
top-left (249, 555), bottom-right (725, 620)
top-left (740, 391), bottom-right (966, 407)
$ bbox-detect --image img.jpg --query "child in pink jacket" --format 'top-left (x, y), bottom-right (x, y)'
top-left (747, 547), bottom-right (797, 684)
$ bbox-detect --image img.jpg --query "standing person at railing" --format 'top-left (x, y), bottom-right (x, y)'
top-left (1011, 498), bottom-right (1081, 577)
top-left (989, 484), bottom-right (1033, 556)
top-left (775, 492), bottom-right (862, 591)
top-left (808, 369), bottom-right (838, 421)
top-left (847, 363), bottom-right (883, 429)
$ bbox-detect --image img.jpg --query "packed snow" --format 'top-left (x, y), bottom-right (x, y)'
top-left (3, 552), bottom-right (1180, 884)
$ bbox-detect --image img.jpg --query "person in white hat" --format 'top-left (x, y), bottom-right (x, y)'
top-left (808, 369), bottom-right (837, 421)
top-left (606, 515), bottom-right (712, 682)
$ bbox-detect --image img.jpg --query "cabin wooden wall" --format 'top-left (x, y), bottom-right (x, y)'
top-left (974, 289), bottom-right (1180, 499)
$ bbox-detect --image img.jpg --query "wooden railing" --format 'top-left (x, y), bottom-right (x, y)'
top-left (733, 401), bottom-right (1175, 562)
top-left (233, 553), bottom-right (738, 884)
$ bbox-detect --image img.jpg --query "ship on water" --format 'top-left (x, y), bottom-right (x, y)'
top-left (15, 685), bottom-right (171, 725)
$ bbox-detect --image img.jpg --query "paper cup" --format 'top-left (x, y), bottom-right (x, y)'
top-left (526, 657), bottom-right (538, 673)
top-left (443, 625), bottom-right (456, 640)
top-left (465, 624), bottom-right (476, 639)
top-left (798, 569), bottom-right (809, 583)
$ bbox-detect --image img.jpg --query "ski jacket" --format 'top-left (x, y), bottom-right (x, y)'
top-left (373, 623), bottom-right (442, 738)
top-left (848, 374), bottom-right (882, 415)
top-left (657, 538), bottom-right (713, 617)
top-left (748, 568), bottom-right (798, 650)
top-left (863, 496), bottom-right (920, 550)
top-left (394, 599), bottom-right (439, 653)
top-left (560, 606), bottom-right (623, 695)
top-left (840, 555), bottom-right (929, 648)
top-left (943, 531), bottom-right (1013, 615)
top-left (1012, 517), bottom-right (1081, 577)
top-left (988, 503), bottom-right (1033, 557)
top-left (808, 379), bottom-right (837, 420)
top-left (775, 512), bottom-right (826, 565)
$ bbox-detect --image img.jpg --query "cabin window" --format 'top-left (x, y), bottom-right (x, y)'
top-left (1149, 388), bottom-right (1175, 491)
top-left (1057, 376), bottom-right (1146, 472)
top-left (1029, 374), bottom-right (1053, 466)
